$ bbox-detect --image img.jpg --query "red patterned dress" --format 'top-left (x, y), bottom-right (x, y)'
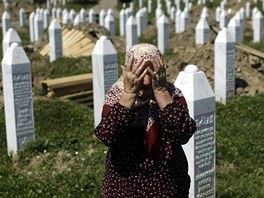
top-left (94, 82), bottom-right (196, 198)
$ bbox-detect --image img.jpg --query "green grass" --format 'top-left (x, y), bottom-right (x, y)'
top-left (0, 93), bottom-right (264, 197)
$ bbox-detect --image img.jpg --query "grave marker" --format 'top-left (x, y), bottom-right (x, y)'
top-left (157, 14), bottom-right (170, 54)
top-left (119, 8), bottom-right (126, 36)
top-left (92, 36), bottom-right (118, 127)
top-left (104, 12), bottom-right (115, 36)
top-left (99, 9), bottom-right (106, 27)
top-left (1, 42), bottom-right (35, 155)
top-left (34, 13), bottom-right (43, 41)
top-left (19, 8), bottom-right (26, 27)
top-left (219, 10), bottom-right (227, 29)
top-left (49, 19), bottom-right (63, 62)
top-left (2, 28), bottom-right (22, 56)
top-left (29, 12), bottom-right (35, 42)
top-left (195, 17), bottom-right (210, 44)
top-left (2, 11), bottom-right (11, 36)
top-left (43, 9), bottom-right (50, 29)
top-left (89, 9), bottom-right (96, 23)
top-left (136, 9), bottom-right (144, 37)
top-left (214, 28), bottom-right (235, 104)
top-left (227, 16), bottom-right (241, 43)
top-left (126, 16), bottom-right (138, 52)
top-left (174, 64), bottom-right (216, 198)
top-left (253, 11), bottom-right (263, 43)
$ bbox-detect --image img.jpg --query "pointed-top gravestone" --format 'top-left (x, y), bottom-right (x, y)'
top-left (29, 12), bottom-right (35, 42)
top-left (175, 9), bottom-right (182, 33)
top-left (80, 8), bottom-right (86, 22)
top-left (157, 14), bottom-right (170, 54)
top-left (219, 10), bottom-right (227, 29)
top-left (174, 64), bottom-right (215, 198)
top-left (43, 9), bottom-right (50, 29)
top-left (34, 13), bottom-right (43, 41)
top-left (2, 28), bottom-right (22, 56)
top-left (69, 9), bottom-right (76, 22)
top-left (195, 17), bottom-right (210, 44)
top-left (56, 7), bottom-right (63, 20)
top-left (92, 36), bottom-right (118, 127)
top-left (99, 9), bottom-right (106, 27)
top-left (215, 6), bottom-right (221, 22)
top-left (62, 11), bottom-right (71, 25)
top-left (126, 16), bottom-right (138, 52)
top-left (170, 6), bottom-right (176, 21)
top-left (104, 12), bottom-right (115, 36)
top-left (148, 0), bottom-right (152, 13)
top-left (19, 8), bottom-right (26, 27)
top-left (119, 8), bottom-right (126, 36)
top-left (1, 42), bottom-right (35, 155)
top-left (89, 9), bottom-right (96, 23)
top-left (49, 19), bottom-right (63, 62)
top-left (73, 14), bottom-right (81, 26)
top-left (245, 2), bottom-right (251, 18)
top-left (52, 7), bottom-right (57, 19)
top-left (136, 9), bottom-right (144, 37)
top-left (201, 7), bottom-right (209, 20)
top-left (227, 16), bottom-right (241, 43)
top-left (253, 11), bottom-right (263, 43)
top-left (2, 11), bottom-right (11, 36)
top-left (214, 28), bottom-right (235, 104)
top-left (235, 13), bottom-right (243, 42)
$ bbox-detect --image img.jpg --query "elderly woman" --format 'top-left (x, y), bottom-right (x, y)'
top-left (94, 43), bottom-right (196, 197)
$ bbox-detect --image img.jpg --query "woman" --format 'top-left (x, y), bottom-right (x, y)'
top-left (94, 43), bottom-right (196, 197)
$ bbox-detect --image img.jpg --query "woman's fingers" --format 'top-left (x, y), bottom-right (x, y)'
top-left (126, 54), bottom-right (134, 72)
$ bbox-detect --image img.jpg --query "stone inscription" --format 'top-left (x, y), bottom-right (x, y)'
top-left (226, 43), bottom-right (235, 99)
top-left (13, 72), bottom-right (34, 148)
top-left (194, 112), bottom-right (215, 198)
top-left (104, 62), bottom-right (118, 94)
top-left (55, 29), bottom-right (62, 57)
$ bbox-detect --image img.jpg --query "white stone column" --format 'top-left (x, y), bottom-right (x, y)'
top-left (99, 9), bottom-right (106, 27)
top-left (201, 7), bottom-right (209, 21)
top-left (219, 10), bottom-right (227, 29)
top-left (119, 8), bottom-right (126, 36)
top-left (80, 8), bottom-right (86, 22)
top-left (253, 11), bottom-right (263, 43)
top-left (92, 36), bottom-right (118, 127)
top-left (56, 7), bottom-right (62, 20)
top-left (2, 42), bottom-right (35, 155)
top-left (29, 12), bottom-right (35, 42)
top-left (170, 6), bottom-right (176, 21)
top-left (235, 13), bottom-right (243, 42)
top-left (34, 13), bottom-right (43, 41)
top-left (89, 9), bottom-right (96, 23)
top-left (157, 14), bottom-right (170, 54)
top-left (43, 9), bottom-right (50, 29)
top-left (69, 9), bottom-right (76, 23)
top-left (175, 9), bottom-right (181, 33)
top-left (174, 64), bottom-right (215, 198)
top-left (245, 2), bottom-right (251, 18)
top-left (136, 9), bottom-right (144, 37)
top-left (104, 12), bottom-right (115, 36)
top-left (126, 16), bottom-right (138, 52)
top-left (19, 8), bottom-right (26, 27)
top-left (227, 16), bottom-right (241, 43)
top-left (252, 7), bottom-right (259, 30)
top-left (49, 19), bottom-right (63, 62)
top-left (214, 28), bottom-right (235, 104)
top-left (2, 11), bottom-right (11, 37)
top-left (148, 0), bottom-right (152, 13)
top-left (2, 28), bottom-right (22, 56)
top-left (195, 17), bottom-right (210, 44)
top-left (215, 7), bottom-right (221, 22)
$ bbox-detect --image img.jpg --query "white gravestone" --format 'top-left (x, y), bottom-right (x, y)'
top-left (126, 16), bottom-right (138, 52)
top-left (92, 36), bottom-right (118, 127)
top-left (175, 9), bottom-right (182, 33)
top-left (2, 11), bottom-right (11, 37)
top-left (99, 9), bottom-right (106, 27)
top-left (52, 7), bottom-right (57, 19)
top-left (34, 13), bottom-right (43, 41)
top-left (148, 0), bottom-right (152, 13)
top-left (29, 12), bottom-right (35, 42)
top-left (119, 8), bottom-right (126, 36)
top-left (180, 10), bottom-right (188, 32)
top-left (104, 12), bottom-right (115, 36)
top-left (69, 9), bottom-right (76, 23)
top-left (227, 16), bottom-right (241, 43)
top-left (2, 43), bottom-right (35, 155)
top-left (239, 7), bottom-right (246, 31)
top-left (56, 8), bottom-right (62, 20)
top-left (80, 8), bottom-right (87, 23)
top-left (19, 8), bottom-right (26, 27)
top-left (2, 28), bottom-right (22, 56)
top-left (246, 2), bottom-right (251, 18)
top-left (47, 0), bottom-right (51, 11)
top-left (253, 11), bottom-right (263, 43)
top-left (219, 10), bottom-right (227, 29)
top-left (234, 13), bottom-right (243, 42)
top-left (43, 9), bottom-right (50, 29)
top-left (174, 64), bottom-right (216, 198)
top-left (155, 5), bottom-right (163, 26)
top-left (157, 14), bottom-right (170, 54)
top-left (214, 28), bottom-right (235, 104)
top-left (195, 17), bottom-right (210, 44)
top-left (215, 7), bottom-right (221, 22)
top-left (136, 9), bottom-right (144, 37)
top-left (170, 6), bottom-right (176, 21)
top-left (252, 7), bottom-right (259, 30)
top-left (89, 9), bottom-right (96, 23)
top-left (49, 20), bottom-right (63, 62)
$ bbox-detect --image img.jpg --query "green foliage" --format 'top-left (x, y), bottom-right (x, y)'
top-left (0, 98), bottom-right (106, 197)
top-left (216, 93), bottom-right (264, 197)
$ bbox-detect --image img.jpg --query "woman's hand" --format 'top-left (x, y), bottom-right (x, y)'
top-left (122, 54), bottom-right (149, 95)
top-left (148, 55), bottom-right (168, 92)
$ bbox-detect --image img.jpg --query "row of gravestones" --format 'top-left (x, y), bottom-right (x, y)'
top-left (1, 0), bottom-right (263, 52)
top-left (1, 35), bottom-right (216, 197)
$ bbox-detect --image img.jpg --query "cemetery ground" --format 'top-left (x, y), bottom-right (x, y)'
top-left (0, 0), bottom-right (264, 197)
